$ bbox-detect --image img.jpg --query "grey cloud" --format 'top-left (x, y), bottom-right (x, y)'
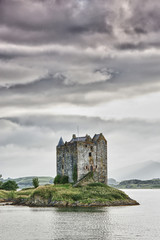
top-left (1, 0), bottom-right (160, 50)
top-left (0, 53), bottom-right (160, 108)
top-left (116, 42), bottom-right (146, 51)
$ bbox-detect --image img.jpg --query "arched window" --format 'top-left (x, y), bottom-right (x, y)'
top-left (89, 152), bottom-right (92, 157)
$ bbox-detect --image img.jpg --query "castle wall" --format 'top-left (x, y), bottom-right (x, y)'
top-left (57, 143), bottom-right (78, 182)
top-left (95, 137), bottom-right (107, 184)
top-left (77, 142), bottom-right (96, 180)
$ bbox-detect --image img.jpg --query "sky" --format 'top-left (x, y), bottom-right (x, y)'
top-left (0, 0), bottom-right (160, 179)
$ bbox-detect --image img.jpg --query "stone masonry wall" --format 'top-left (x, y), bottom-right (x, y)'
top-left (77, 142), bottom-right (96, 181)
top-left (95, 137), bottom-right (107, 184)
top-left (57, 142), bottom-right (78, 182)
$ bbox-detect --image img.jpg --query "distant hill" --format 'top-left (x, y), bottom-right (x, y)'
top-left (117, 178), bottom-right (160, 189)
top-left (108, 178), bottom-right (118, 186)
top-left (3, 176), bottom-right (54, 189)
top-left (111, 160), bottom-right (160, 181)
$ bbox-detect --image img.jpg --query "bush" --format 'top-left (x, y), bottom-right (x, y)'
top-left (54, 175), bottom-right (69, 184)
top-left (32, 177), bottom-right (39, 188)
top-left (54, 175), bottom-right (62, 184)
top-left (8, 191), bottom-right (16, 200)
top-left (2, 180), bottom-right (18, 191)
top-left (72, 165), bottom-right (77, 183)
top-left (60, 176), bottom-right (69, 184)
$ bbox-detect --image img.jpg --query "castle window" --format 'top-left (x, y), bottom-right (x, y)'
top-left (96, 165), bottom-right (97, 168)
top-left (91, 146), bottom-right (93, 151)
top-left (89, 152), bottom-right (92, 157)
top-left (62, 164), bottom-right (64, 169)
top-left (85, 144), bottom-right (87, 147)
top-left (86, 166), bottom-right (88, 169)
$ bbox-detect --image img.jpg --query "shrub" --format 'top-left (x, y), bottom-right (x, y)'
top-left (60, 176), bottom-right (69, 184)
top-left (8, 191), bottom-right (16, 200)
top-left (54, 175), bottom-right (62, 184)
top-left (32, 177), bottom-right (39, 188)
top-left (2, 180), bottom-right (18, 191)
top-left (54, 175), bottom-right (69, 184)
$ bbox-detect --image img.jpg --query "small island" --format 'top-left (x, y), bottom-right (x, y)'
top-left (0, 182), bottom-right (139, 207)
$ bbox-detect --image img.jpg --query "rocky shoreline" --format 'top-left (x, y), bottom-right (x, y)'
top-left (9, 197), bottom-right (139, 207)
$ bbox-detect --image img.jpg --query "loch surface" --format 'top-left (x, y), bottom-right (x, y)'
top-left (0, 189), bottom-right (160, 240)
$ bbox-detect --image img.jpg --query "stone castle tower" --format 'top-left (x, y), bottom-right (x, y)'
top-left (56, 133), bottom-right (107, 184)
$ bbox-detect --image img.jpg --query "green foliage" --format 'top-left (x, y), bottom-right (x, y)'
top-left (60, 176), bottom-right (69, 184)
top-left (1, 180), bottom-right (18, 191)
top-left (54, 175), bottom-right (62, 184)
top-left (32, 177), bottom-right (39, 188)
top-left (54, 175), bottom-right (69, 184)
top-left (73, 165), bottom-right (77, 183)
top-left (8, 191), bottom-right (16, 200)
top-left (0, 190), bottom-right (10, 199)
top-left (0, 181), bottom-right (3, 189)
top-left (88, 182), bottom-right (105, 187)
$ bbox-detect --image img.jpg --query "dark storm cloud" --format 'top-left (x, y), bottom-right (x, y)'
top-left (0, 0), bottom-right (160, 108)
top-left (0, 0), bottom-right (160, 49)
top-left (0, 0), bottom-right (113, 46)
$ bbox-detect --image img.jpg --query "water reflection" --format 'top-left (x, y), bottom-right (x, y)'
top-left (0, 190), bottom-right (160, 240)
top-left (55, 207), bottom-right (105, 212)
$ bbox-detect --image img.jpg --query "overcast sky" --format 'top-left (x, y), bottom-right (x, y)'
top-left (0, 0), bottom-right (160, 179)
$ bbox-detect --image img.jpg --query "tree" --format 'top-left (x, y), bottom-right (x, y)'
top-left (32, 177), bottom-right (39, 188)
top-left (1, 180), bottom-right (18, 191)
top-left (0, 181), bottom-right (2, 189)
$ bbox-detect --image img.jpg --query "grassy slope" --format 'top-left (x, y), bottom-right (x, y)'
top-left (0, 183), bottom-right (132, 204)
top-left (0, 190), bottom-right (9, 200)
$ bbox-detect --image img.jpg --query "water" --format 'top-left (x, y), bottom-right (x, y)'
top-left (0, 189), bottom-right (160, 240)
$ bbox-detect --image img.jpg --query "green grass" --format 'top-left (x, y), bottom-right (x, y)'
top-left (31, 183), bottom-right (130, 204)
top-left (0, 183), bottom-right (130, 204)
top-left (0, 190), bottom-right (9, 200)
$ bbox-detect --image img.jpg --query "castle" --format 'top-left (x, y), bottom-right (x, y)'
top-left (56, 133), bottom-right (107, 184)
